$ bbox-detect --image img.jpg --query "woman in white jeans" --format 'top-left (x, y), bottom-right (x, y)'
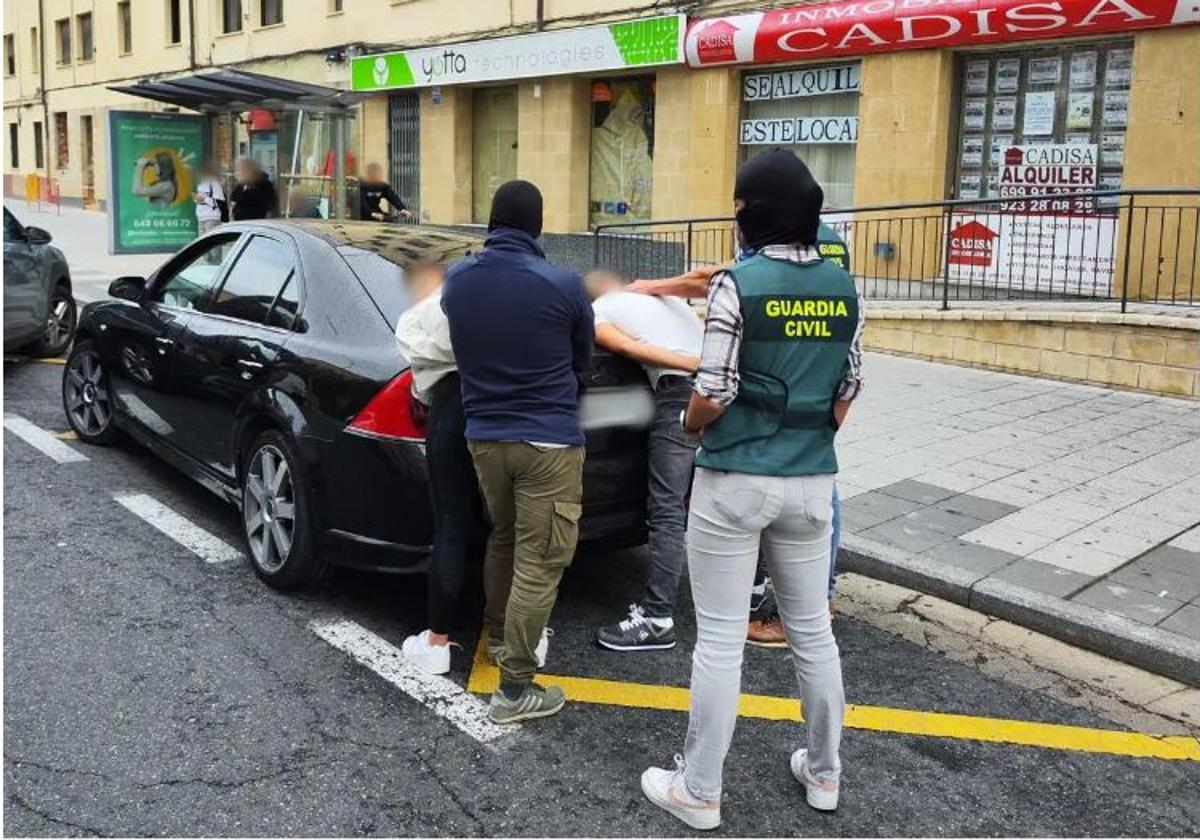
top-left (640, 149), bottom-right (866, 831)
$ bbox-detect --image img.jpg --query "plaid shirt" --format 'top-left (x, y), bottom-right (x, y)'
top-left (695, 244), bottom-right (866, 406)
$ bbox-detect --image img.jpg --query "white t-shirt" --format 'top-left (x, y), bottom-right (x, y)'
top-left (592, 291), bottom-right (703, 387)
top-left (195, 178), bottom-right (226, 222)
top-left (394, 290), bottom-right (456, 403)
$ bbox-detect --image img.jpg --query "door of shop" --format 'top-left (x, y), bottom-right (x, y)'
top-left (472, 86), bottom-right (518, 224)
top-left (388, 92), bottom-right (420, 219)
top-left (80, 115), bottom-right (95, 208)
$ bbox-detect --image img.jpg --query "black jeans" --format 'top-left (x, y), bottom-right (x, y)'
top-left (425, 373), bottom-right (483, 635)
top-left (643, 376), bottom-right (700, 618)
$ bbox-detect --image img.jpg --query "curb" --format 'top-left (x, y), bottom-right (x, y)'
top-left (840, 534), bottom-right (1200, 688)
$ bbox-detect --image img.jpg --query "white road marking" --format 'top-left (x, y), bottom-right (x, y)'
top-left (309, 618), bottom-right (511, 744)
top-left (4, 415), bottom-right (89, 463)
top-left (113, 492), bottom-right (242, 564)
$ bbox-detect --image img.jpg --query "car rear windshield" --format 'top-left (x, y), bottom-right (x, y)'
top-left (338, 247), bottom-right (414, 327)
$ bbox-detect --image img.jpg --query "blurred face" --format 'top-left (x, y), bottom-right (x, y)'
top-left (236, 161), bottom-right (256, 183)
top-left (406, 263), bottom-right (445, 303)
top-left (583, 270), bottom-right (625, 301)
top-left (366, 164), bottom-right (384, 182)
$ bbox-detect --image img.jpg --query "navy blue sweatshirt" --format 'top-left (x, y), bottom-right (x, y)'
top-left (441, 229), bottom-right (594, 445)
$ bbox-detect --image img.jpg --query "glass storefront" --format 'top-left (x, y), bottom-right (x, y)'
top-left (472, 86), bottom-right (519, 224)
top-left (739, 62), bottom-right (860, 209)
top-left (953, 40), bottom-right (1133, 201)
top-left (588, 76), bottom-right (656, 228)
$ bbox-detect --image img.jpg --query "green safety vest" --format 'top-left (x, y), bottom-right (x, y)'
top-left (695, 253), bottom-right (858, 477)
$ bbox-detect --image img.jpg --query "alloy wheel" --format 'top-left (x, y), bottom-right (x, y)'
top-left (244, 444), bottom-right (297, 574)
top-left (44, 293), bottom-right (74, 352)
top-left (64, 349), bottom-right (111, 436)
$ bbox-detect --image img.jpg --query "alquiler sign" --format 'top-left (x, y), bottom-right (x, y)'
top-left (685, 0), bottom-right (1200, 66)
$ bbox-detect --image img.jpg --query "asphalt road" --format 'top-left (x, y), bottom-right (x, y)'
top-left (4, 356), bottom-right (1199, 837)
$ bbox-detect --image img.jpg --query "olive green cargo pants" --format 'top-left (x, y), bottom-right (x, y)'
top-left (467, 441), bottom-right (585, 687)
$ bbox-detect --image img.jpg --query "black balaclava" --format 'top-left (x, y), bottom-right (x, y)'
top-left (488, 180), bottom-right (544, 239)
top-left (733, 149), bottom-right (824, 250)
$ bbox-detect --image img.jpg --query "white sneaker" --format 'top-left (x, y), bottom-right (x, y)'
top-left (641, 756), bottom-right (720, 831)
top-left (401, 630), bottom-right (452, 675)
top-left (487, 628), bottom-right (551, 668)
top-left (790, 748), bottom-right (839, 811)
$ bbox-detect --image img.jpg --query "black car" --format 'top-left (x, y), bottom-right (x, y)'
top-left (4, 207), bottom-right (76, 357)
top-left (62, 221), bottom-right (649, 588)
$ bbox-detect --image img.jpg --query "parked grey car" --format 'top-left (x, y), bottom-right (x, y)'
top-left (4, 206), bottom-right (76, 357)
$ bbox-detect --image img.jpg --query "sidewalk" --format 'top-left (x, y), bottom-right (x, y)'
top-left (7, 203), bottom-right (164, 303)
top-left (840, 353), bottom-right (1200, 684)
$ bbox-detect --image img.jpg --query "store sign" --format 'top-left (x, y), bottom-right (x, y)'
top-left (998, 143), bottom-right (1098, 212)
top-left (743, 63), bottom-right (861, 100)
top-left (685, 0), bottom-right (1200, 66)
top-left (351, 14), bottom-right (684, 90)
top-left (740, 116), bottom-right (859, 144)
top-left (106, 111), bottom-right (207, 254)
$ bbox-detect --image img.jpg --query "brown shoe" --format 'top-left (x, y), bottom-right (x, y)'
top-left (747, 615), bottom-right (788, 648)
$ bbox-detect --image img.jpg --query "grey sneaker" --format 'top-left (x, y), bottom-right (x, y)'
top-left (596, 604), bottom-right (677, 652)
top-left (488, 682), bottom-right (566, 724)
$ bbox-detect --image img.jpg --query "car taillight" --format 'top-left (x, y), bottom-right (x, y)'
top-left (346, 370), bottom-right (427, 442)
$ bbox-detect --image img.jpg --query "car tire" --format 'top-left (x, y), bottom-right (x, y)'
top-left (62, 338), bottom-right (122, 446)
top-left (27, 282), bottom-right (77, 358)
top-left (241, 429), bottom-right (325, 590)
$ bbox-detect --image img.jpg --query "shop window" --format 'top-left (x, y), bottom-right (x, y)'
top-left (118, 2), bottom-right (133, 54)
top-left (739, 62), bottom-right (860, 210)
top-left (4, 34), bottom-right (15, 76)
top-left (54, 112), bottom-right (68, 169)
top-left (55, 18), bottom-right (71, 65)
top-left (472, 86), bottom-right (518, 225)
top-left (30, 27), bottom-right (39, 73)
top-left (76, 13), bottom-right (93, 62)
top-left (587, 77), bottom-right (655, 228)
top-left (954, 40), bottom-right (1133, 201)
top-left (223, 0), bottom-right (244, 33)
top-left (260, 0), bottom-right (283, 27)
top-left (9, 124), bottom-right (18, 169)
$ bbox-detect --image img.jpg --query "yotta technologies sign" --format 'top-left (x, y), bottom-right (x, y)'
top-left (351, 14), bottom-right (684, 90)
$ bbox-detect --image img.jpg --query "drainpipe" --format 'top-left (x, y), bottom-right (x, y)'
top-left (536, 0), bottom-right (545, 30)
top-left (187, 0), bottom-right (197, 69)
top-left (37, 0), bottom-right (49, 179)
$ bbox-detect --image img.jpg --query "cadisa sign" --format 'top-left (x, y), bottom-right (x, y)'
top-left (685, 0), bottom-right (1199, 66)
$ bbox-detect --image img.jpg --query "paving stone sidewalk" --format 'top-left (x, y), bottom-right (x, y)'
top-left (838, 353), bottom-right (1200, 684)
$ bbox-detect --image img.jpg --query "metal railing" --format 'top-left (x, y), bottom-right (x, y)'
top-left (593, 189), bottom-right (1200, 311)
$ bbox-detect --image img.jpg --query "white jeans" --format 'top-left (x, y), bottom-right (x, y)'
top-left (682, 467), bottom-right (844, 800)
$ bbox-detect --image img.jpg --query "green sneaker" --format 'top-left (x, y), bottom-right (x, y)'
top-left (488, 682), bottom-right (566, 724)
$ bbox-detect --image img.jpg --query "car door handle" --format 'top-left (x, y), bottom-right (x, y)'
top-left (155, 336), bottom-right (174, 354)
top-left (236, 358), bottom-right (264, 380)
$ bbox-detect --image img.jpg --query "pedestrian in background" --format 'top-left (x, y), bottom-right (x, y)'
top-left (441, 180), bottom-right (593, 725)
top-left (641, 149), bottom-right (865, 829)
top-left (230, 158), bottom-right (278, 221)
top-left (192, 160), bottom-right (227, 235)
top-left (396, 261), bottom-right (484, 676)
top-left (582, 269), bottom-right (703, 653)
top-left (359, 162), bottom-right (412, 222)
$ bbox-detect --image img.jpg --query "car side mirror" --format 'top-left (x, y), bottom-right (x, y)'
top-left (24, 226), bottom-right (52, 245)
top-left (109, 276), bottom-right (147, 301)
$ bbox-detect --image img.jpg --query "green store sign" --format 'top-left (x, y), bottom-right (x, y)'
top-left (351, 14), bottom-right (684, 91)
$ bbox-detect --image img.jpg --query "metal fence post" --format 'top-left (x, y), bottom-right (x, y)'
top-left (592, 225), bottom-right (600, 267)
top-left (940, 207), bottom-right (953, 311)
top-left (685, 220), bottom-right (694, 273)
top-left (1120, 194), bottom-right (1136, 314)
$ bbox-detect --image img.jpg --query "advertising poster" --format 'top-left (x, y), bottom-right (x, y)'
top-left (995, 58), bottom-right (1021, 93)
top-left (997, 143), bottom-right (1098, 213)
top-left (1029, 57), bottom-right (1062, 85)
top-left (1023, 91), bottom-right (1057, 135)
top-left (966, 61), bottom-right (990, 94)
top-left (1105, 48), bottom-right (1133, 87)
top-left (1103, 90), bottom-right (1129, 126)
top-left (1101, 132), bottom-right (1126, 167)
top-left (991, 134), bottom-right (1014, 157)
top-left (962, 136), bottom-right (984, 167)
top-left (992, 97), bottom-right (1017, 131)
top-left (1070, 52), bottom-right (1097, 88)
top-left (107, 111), bottom-right (208, 254)
top-left (1067, 91), bottom-right (1094, 130)
top-left (959, 172), bottom-right (981, 199)
top-left (1067, 132), bottom-right (1093, 145)
top-left (964, 98), bottom-right (987, 130)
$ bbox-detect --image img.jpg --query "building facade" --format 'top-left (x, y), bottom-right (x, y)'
top-left (4, 0), bottom-right (1199, 233)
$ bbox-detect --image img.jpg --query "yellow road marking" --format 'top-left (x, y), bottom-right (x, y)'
top-left (56, 430), bottom-right (78, 440)
top-left (466, 640), bottom-right (1199, 762)
top-left (4, 355), bottom-right (66, 365)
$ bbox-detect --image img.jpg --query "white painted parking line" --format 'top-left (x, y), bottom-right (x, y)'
top-left (4, 415), bottom-right (89, 464)
top-left (113, 492), bottom-right (243, 564)
top-left (309, 618), bottom-right (511, 744)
